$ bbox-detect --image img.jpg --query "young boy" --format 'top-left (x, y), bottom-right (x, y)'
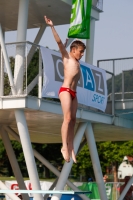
top-left (44, 16), bottom-right (86, 163)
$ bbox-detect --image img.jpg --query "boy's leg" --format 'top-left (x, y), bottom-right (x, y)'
top-left (59, 91), bottom-right (73, 162)
top-left (67, 97), bottom-right (78, 163)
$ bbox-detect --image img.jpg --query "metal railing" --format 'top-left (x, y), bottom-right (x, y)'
top-left (97, 57), bottom-right (133, 101)
top-left (0, 41), bottom-right (42, 98)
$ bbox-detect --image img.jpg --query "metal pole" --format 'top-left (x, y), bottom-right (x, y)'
top-left (27, 24), bottom-right (46, 67)
top-left (0, 25), bottom-right (16, 95)
top-left (38, 49), bottom-right (42, 98)
top-left (0, 181), bottom-right (20, 200)
top-left (85, 19), bottom-right (95, 65)
top-left (0, 45), bottom-right (4, 96)
top-left (97, 60), bottom-right (99, 68)
top-left (14, 0), bottom-right (29, 94)
top-left (15, 110), bottom-right (43, 200)
top-left (0, 29), bottom-right (4, 96)
top-left (44, 178), bottom-right (58, 200)
top-left (0, 127), bottom-right (29, 200)
top-left (122, 71), bottom-right (124, 100)
top-left (25, 75), bottom-right (38, 94)
top-left (118, 176), bottom-right (133, 200)
top-left (112, 60), bottom-right (115, 115)
top-left (85, 122), bottom-right (107, 200)
top-left (51, 122), bottom-right (90, 200)
top-left (5, 125), bottom-right (89, 200)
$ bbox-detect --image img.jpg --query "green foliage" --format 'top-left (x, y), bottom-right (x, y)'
top-left (72, 145), bottom-right (93, 180)
top-left (27, 49), bottom-right (39, 96)
top-left (71, 141), bottom-right (133, 181)
top-left (4, 57), bottom-right (15, 95)
top-left (4, 50), bottom-right (39, 96)
top-left (0, 139), bottom-right (63, 178)
top-left (0, 140), bottom-right (7, 176)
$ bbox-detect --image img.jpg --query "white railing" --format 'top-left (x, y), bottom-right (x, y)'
top-left (97, 57), bottom-right (133, 100)
top-left (0, 41), bottom-right (43, 98)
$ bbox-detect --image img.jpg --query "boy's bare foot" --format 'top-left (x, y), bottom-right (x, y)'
top-left (61, 147), bottom-right (70, 162)
top-left (71, 149), bottom-right (77, 163)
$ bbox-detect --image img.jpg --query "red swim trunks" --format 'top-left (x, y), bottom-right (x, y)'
top-left (58, 87), bottom-right (76, 100)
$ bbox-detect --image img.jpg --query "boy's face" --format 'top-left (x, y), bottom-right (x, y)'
top-left (72, 46), bottom-right (85, 60)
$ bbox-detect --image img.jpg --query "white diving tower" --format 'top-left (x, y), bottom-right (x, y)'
top-left (0, 1), bottom-right (133, 200)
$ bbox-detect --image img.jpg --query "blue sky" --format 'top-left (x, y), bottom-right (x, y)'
top-left (5, 0), bottom-right (133, 66)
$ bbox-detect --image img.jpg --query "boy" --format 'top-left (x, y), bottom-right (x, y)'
top-left (44, 16), bottom-right (86, 163)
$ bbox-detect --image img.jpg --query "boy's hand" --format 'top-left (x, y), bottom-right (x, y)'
top-left (44, 16), bottom-right (53, 26)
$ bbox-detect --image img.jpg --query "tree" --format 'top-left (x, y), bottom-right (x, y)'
top-left (71, 141), bottom-right (133, 182)
top-left (27, 49), bottom-right (39, 96)
top-left (72, 144), bottom-right (93, 181)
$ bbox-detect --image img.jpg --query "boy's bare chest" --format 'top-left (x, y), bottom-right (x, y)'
top-left (65, 59), bottom-right (80, 72)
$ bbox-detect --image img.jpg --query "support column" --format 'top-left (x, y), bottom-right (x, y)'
top-left (51, 122), bottom-right (89, 200)
top-left (85, 122), bottom-right (107, 200)
top-left (0, 127), bottom-right (29, 200)
top-left (38, 49), bottom-right (43, 98)
top-left (14, 0), bottom-right (29, 94)
top-left (15, 110), bottom-right (43, 200)
top-left (5, 126), bottom-right (89, 200)
top-left (0, 43), bottom-right (4, 96)
top-left (0, 28), bottom-right (4, 96)
top-left (85, 19), bottom-right (95, 65)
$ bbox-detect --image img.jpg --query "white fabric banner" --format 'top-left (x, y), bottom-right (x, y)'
top-left (5, 180), bottom-right (53, 199)
top-left (41, 47), bottom-right (107, 112)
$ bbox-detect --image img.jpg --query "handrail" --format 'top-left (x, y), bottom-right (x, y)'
top-left (4, 41), bottom-right (41, 48)
top-left (0, 190), bottom-right (91, 194)
top-left (108, 91), bottom-right (133, 98)
top-left (97, 57), bottom-right (133, 62)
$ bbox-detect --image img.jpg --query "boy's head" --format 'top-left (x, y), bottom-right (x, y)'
top-left (70, 40), bottom-right (86, 52)
top-left (70, 40), bottom-right (86, 60)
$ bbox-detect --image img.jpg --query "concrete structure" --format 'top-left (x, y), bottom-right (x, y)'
top-left (0, 1), bottom-right (133, 200)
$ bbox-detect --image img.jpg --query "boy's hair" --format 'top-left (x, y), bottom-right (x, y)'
top-left (70, 40), bottom-right (86, 51)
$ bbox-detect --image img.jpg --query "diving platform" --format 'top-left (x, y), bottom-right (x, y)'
top-left (0, 96), bottom-right (133, 144)
top-left (0, 0), bottom-right (133, 200)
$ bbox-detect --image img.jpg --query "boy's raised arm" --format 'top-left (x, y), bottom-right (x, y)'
top-left (44, 16), bottom-right (68, 58)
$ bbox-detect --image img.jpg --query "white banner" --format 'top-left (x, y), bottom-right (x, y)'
top-left (41, 47), bottom-right (107, 112)
top-left (5, 180), bottom-right (53, 199)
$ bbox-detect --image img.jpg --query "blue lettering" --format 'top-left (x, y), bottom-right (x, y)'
top-left (80, 64), bottom-right (95, 91)
top-left (92, 94), bottom-right (96, 102)
top-left (92, 94), bottom-right (105, 104)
